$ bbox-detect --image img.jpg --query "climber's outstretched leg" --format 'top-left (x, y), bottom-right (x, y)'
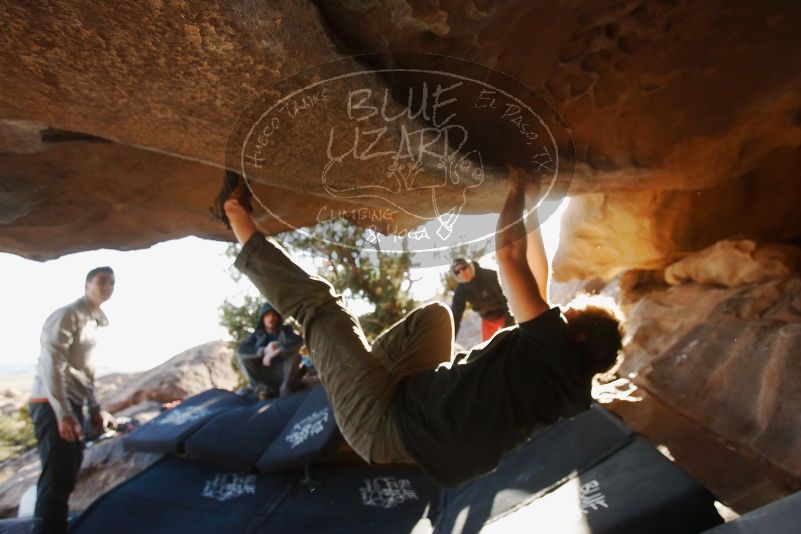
top-left (224, 198), bottom-right (450, 463)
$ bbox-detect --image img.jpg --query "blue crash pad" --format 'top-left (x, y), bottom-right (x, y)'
top-left (123, 388), bottom-right (252, 455)
top-left (69, 456), bottom-right (292, 533)
top-left (184, 388), bottom-right (310, 471)
top-left (256, 386), bottom-right (342, 473)
top-left (435, 406), bottom-right (722, 534)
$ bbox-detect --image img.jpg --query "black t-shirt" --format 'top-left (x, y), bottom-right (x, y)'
top-left (392, 307), bottom-right (593, 488)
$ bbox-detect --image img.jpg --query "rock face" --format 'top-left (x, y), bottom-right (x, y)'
top-left (664, 239), bottom-right (801, 287)
top-left (0, 136), bottom-right (227, 259)
top-left (96, 341), bottom-right (240, 414)
top-left (0, 1), bottom-right (338, 168)
top-left (572, 241), bottom-right (801, 501)
top-left (317, 0), bottom-right (801, 191)
top-left (554, 146), bottom-right (801, 280)
top-left (623, 275), bottom-right (801, 478)
top-left (2, 0), bottom-right (801, 518)
top-left (0, 1), bottom-right (800, 266)
top-left (551, 241), bottom-right (801, 509)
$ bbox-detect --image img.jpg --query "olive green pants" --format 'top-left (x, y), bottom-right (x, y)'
top-left (235, 232), bottom-right (454, 463)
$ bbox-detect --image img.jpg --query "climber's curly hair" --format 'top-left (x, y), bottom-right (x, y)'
top-left (563, 294), bottom-right (625, 377)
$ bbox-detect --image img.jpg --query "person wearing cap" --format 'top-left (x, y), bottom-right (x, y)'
top-left (450, 257), bottom-right (515, 341)
top-left (28, 267), bottom-right (115, 534)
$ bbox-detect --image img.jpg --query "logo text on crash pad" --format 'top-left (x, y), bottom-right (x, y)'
top-left (202, 473), bottom-right (257, 502)
top-left (359, 477), bottom-right (419, 509)
top-left (155, 405), bottom-right (212, 426)
top-left (285, 407), bottom-right (330, 448)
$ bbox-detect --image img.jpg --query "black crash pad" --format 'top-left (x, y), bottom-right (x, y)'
top-left (436, 406), bottom-right (722, 534)
top-left (69, 457), bottom-right (292, 534)
top-left (252, 464), bottom-right (441, 533)
top-left (69, 458), bottom-right (438, 534)
top-left (184, 389), bottom-right (310, 472)
top-left (437, 406), bottom-right (632, 532)
top-left (123, 388), bottom-right (252, 455)
top-left (256, 385), bottom-right (342, 473)
top-left (0, 518), bottom-right (36, 534)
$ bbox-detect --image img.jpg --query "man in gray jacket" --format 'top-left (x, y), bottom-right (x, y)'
top-left (28, 266), bottom-right (114, 534)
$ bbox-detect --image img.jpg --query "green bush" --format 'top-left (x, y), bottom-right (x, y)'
top-left (0, 406), bottom-right (36, 462)
top-left (218, 293), bottom-right (261, 389)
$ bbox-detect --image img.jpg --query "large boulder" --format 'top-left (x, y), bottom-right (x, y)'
top-left (554, 146), bottom-right (801, 280)
top-left (604, 235), bottom-right (801, 481)
top-left (551, 242), bottom-right (801, 509)
top-left (96, 341), bottom-right (240, 414)
top-left (0, 1), bottom-right (799, 266)
top-left (624, 275), bottom-right (801, 478)
top-left (0, 120), bottom-right (368, 260)
top-left (0, 134), bottom-right (228, 259)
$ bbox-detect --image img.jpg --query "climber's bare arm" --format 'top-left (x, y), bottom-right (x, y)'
top-left (506, 166), bottom-right (549, 302)
top-left (225, 199), bottom-right (258, 245)
top-left (525, 206), bottom-right (549, 303)
top-left (495, 169), bottom-right (550, 323)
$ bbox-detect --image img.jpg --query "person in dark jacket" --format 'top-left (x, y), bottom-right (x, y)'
top-left (450, 258), bottom-right (515, 340)
top-left (218, 167), bottom-right (624, 489)
top-left (236, 302), bottom-right (305, 399)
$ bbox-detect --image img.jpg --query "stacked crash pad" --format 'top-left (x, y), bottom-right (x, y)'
top-left (183, 388), bottom-right (311, 472)
top-left (255, 385), bottom-right (341, 473)
top-left (82, 391), bottom-right (725, 533)
top-left (124, 386), bottom-right (342, 473)
top-left (122, 388), bottom-right (253, 455)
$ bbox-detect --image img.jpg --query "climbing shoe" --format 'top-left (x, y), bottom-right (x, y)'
top-left (210, 169), bottom-right (254, 229)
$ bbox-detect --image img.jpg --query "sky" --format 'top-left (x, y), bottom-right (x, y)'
top-left (0, 201), bottom-right (566, 376)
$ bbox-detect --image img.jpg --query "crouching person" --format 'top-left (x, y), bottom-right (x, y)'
top-left (235, 302), bottom-right (305, 399)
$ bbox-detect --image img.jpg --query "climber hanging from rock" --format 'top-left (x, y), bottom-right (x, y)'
top-left (210, 166), bottom-right (624, 488)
